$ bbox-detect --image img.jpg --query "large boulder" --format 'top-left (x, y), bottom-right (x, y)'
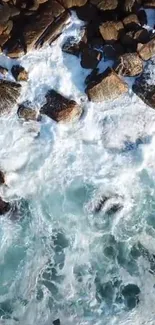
top-left (132, 61), bottom-right (155, 109)
top-left (40, 89), bottom-right (82, 123)
top-left (86, 68), bottom-right (128, 102)
top-left (99, 21), bottom-right (124, 42)
top-left (114, 53), bottom-right (143, 76)
top-left (137, 37), bottom-right (155, 60)
top-left (0, 197), bottom-right (11, 215)
top-left (0, 79), bottom-right (21, 115)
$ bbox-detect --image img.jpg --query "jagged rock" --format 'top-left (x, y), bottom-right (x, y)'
top-left (123, 14), bottom-right (140, 30)
top-left (80, 47), bottom-right (102, 69)
top-left (99, 21), bottom-right (124, 42)
top-left (62, 36), bottom-right (82, 57)
top-left (23, 0), bottom-right (65, 51)
top-left (11, 65), bottom-right (28, 81)
top-left (104, 43), bottom-right (124, 60)
top-left (143, 0), bottom-right (155, 8)
top-left (0, 171), bottom-right (5, 185)
top-left (137, 37), bottom-right (155, 60)
top-left (132, 63), bottom-right (155, 109)
top-left (17, 103), bottom-right (41, 121)
top-left (90, 0), bottom-right (118, 10)
top-left (123, 0), bottom-right (142, 12)
top-left (0, 79), bottom-right (21, 115)
top-left (60, 0), bottom-right (87, 8)
top-left (40, 89), bottom-right (82, 123)
top-left (86, 68), bottom-right (128, 102)
top-left (0, 66), bottom-right (8, 76)
top-left (0, 197), bottom-right (11, 215)
top-left (114, 53), bottom-right (143, 76)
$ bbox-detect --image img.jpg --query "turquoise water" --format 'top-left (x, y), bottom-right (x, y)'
top-left (0, 12), bottom-right (155, 325)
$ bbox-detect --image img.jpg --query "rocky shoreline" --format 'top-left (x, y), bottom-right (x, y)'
top-left (0, 0), bottom-right (154, 215)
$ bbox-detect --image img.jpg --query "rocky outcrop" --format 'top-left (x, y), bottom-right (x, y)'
top-left (0, 197), bottom-right (11, 215)
top-left (0, 80), bottom-right (21, 115)
top-left (17, 103), bottom-right (41, 121)
top-left (40, 89), bottom-right (82, 122)
top-left (114, 53), bottom-right (143, 76)
top-left (86, 68), bottom-right (128, 102)
top-left (137, 37), bottom-right (155, 60)
top-left (11, 65), bottom-right (28, 81)
top-left (132, 63), bottom-right (155, 109)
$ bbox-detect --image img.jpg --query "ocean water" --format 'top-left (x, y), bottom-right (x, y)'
top-left (0, 10), bottom-right (155, 325)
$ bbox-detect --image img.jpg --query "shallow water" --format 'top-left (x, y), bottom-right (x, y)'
top-left (0, 11), bottom-right (155, 325)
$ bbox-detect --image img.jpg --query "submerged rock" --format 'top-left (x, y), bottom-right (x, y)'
top-left (114, 53), bottom-right (143, 76)
top-left (17, 103), bottom-right (41, 121)
top-left (122, 284), bottom-right (140, 309)
top-left (11, 65), bottom-right (28, 82)
top-left (40, 89), bottom-right (82, 123)
top-left (0, 79), bottom-right (21, 115)
top-left (0, 197), bottom-right (11, 215)
top-left (53, 319), bottom-right (60, 325)
top-left (86, 68), bottom-right (128, 102)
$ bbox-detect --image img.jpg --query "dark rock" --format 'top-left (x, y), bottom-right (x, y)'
top-left (143, 0), bottom-right (155, 8)
top-left (0, 197), bottom-right (11, 215)
top-left (137, 37), bottom-right (155, 60)
top-left (0, 79), bottom-right (21, 115)
top-left (17, 103), bottom-right (41, 121)
top-left (0, 66), bottom-right (8, 76)
top-left (123, 14), bottom-right (140, 31)
top-left (0, 171), bottom-right (5, 185)
top-left (137, 9), bottom-right (147, 26)
top-left (40, 89), bottom-right (82, 123)
top-left (90, 0), bottom-right (118, 10)
top-left (62, 36), bottom-right (81, 57)
top-left (53, 319), bottom-right (60, 325)
top-left (80, 47), bottom-right (102, 69)
top-left (85, 67), bottom-right (99, 85)
top-left (86, 67), bottom-right (128, 102)
top-left (133, 28), bottom-right (150, 44)
top-left (114, 53), bottom-right (143, 76)
top-left (132, 63), bottom-right (155, 109)
top-left (99, 21), bottom-right (124, 42)
top-left (122, 284), bottom-right (140, 310)
top-left (103, 43), bottom-right (124, 60)
top-left (11, 65), bottom-right (28, 81)
top-left (75, 2), bottom-right (98, 22)
top-left (106, 203), bottom-right (123, 214)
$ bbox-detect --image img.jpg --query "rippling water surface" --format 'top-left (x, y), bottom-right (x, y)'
top-left (0, 11), bottom-right (155, 325)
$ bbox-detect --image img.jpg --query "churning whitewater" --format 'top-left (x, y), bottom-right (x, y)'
top-left (0, 11), bottom-right (155, 325)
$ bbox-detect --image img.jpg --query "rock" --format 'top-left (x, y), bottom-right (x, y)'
top-left (11, 65), bottom-right (28, 81)
top-left (99, 21), bottom-right (124, 42)
top-left (0, 79), bottom-right (21, 115)
top-left (137, 9), bottom-right (147, 26)
top-left (0, 3), bottom-right (10, 24)
top-left (0, 66), bottom-right (8, 76)
top-left (23, 0), bottom-right (65, 51)
top-left (103, 43), bottom-right (124, 60)
top-left (86, 68), bottom-right (128, 102)
top-left (121, 284), bottom-right (140, 310)
top-left (120, 31), bottom-right (137, 51)
top-left (114, 53), bottom-right (143, 76)
top-left (17, 103), bottom-right (41, 121)
top-left (143, 0), bottom-right (155, 8)
top-left (85, 67), bottom-right (99, 85)
top-left (0, 171), bottom-right (5, 185)
top-left (53, 319), bottom-right (60, 325)
top-left (137, 37), bottom-right (155, 60)
top-left (133, 28), bottom-right (150, 44)
top-left (75, 3), bottom-right (98, 22)
top-left (0, 197), bottom-right (11, 215)
top-left (132, 63), bottom-right (155, 109)
top-left (59, 0), bottom-right (87, 8)
top-left (80, 47), bottom-right (102, 69)
top-left (62, 36), bottom-right (82, 57)
top-left (123, 0), bottom-right (142, 12)
top-left (40, 89), bottom-right (82, 123)
top-left (3, 20), bottom-right (13, 36)
top-left (90, 0), bottom-right (118, 10)
top-left (123, 14), bottom-right (140, 30)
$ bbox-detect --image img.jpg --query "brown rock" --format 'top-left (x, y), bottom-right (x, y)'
top-left (143, 0), bottom-right (155, 8)
top-left (114, 53), bottom-right (143, 76)
top-left (86, 68), bottom-right (128, 102)
top-left (17, 103), bottom-right (41, 121)
top-left (6, 43), bottom-right (25, 58)
top-left (90, 0), bottom-right (118, 10)
top-left (0, 3), bottom-right (10, 24)
top-left (0, 197), bottom-right (11, 215)
top-left (29, 0), bottom-right (39, 11)
top-left (138, 37), bottom-right (155, 60)
top-left (80, 47), bottom-right (102, 69)
top-left (60, 0), bottom-right (87, 8)
top-left (11, 65), bottom-right (28, 82)
top-left (132, 62), bottom-right (155, 109)
top-left (0, 171), bottom-right (5, 185)
top-left (3, 20), bottom-right (13, 35)
top-left (123, 14), bottom-right (140, 30)
top-left (123, 0), bottom-right (142, 12)
top-left (0, 79), bottom-right (21, 115)
top-left (0, 66), bottom-right (8, 76)
top-left (99, 21), bottom-right (124, 42)
top-left (23, 0), bottom-right (65, 51)
top-left (40, 89), bottom-right (82, 123)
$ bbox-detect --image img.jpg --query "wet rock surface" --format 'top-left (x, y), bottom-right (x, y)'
top-left (0, 79), bottom-right (21, 115)
top-left (114, 53), bottom-right (143, 76)
top-left (11, 65), bottom-right (28, 81)
top-left (0, 197), bottom-right (11, 215)
top-left (17, 102), bottom-right (41, 121)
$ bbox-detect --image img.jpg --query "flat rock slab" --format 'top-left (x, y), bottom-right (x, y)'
top-left (86, 68), bottom-right (128, 102)
top-left (41, 89), bottom-right (82, 122)
top-left (0, 79), bottom-right (21, 115)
